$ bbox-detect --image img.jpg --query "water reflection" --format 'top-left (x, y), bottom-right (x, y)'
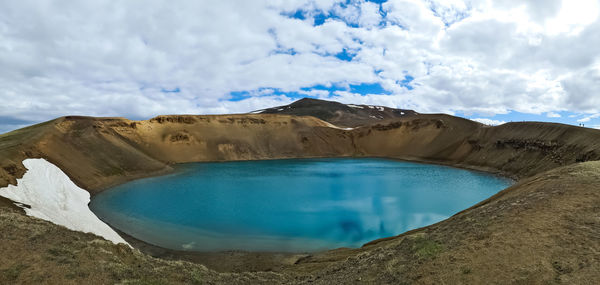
top-left (90, 158), bottom-right (511, 252)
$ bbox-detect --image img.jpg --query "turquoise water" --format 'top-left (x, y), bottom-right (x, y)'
top-left (90, 158), bottom-right (512, 252)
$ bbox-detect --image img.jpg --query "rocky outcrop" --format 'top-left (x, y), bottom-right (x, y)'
top-left (256, 97), bottom-right (417, 127)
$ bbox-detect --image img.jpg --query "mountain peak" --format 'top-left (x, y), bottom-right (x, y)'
top-left (252, 98), bottom-right (416, 127)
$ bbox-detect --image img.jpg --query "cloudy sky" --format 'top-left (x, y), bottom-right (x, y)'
top-left (1, 0), bottom-right (600, 133)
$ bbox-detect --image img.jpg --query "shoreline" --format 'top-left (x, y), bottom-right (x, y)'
top-left (88, 155), bottom-right (517, 272)
top-left (111, 226), bottom-right (308, 273)
top-left (89, 154), bottom-right (518, 196)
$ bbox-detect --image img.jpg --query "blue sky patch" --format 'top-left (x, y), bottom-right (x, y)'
top-left (281, 1), bottom-right (389, 28)
top-left (349, 82), bottom-right (391, 95)
top-left (228, 91), bottom-right (253, 102)
top-left (160, 87), bottom-right (180, 93)
top-left (272, 48), bottom-right (298, 56)
top-left (398, 75), bottom-right (414, 90)
top-left (300, 84), bottom-right (344, 92)
top-left (335, 48), bottom-right (357, 61)
top-left (314, 12), bottom-right (328, 26)
top-left (228, 81), bottom-right (392, 103)
top-left (284, 10), bottom-right (306, 20)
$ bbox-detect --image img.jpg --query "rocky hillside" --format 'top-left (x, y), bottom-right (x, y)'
top-left (1, 144), bottom-right (598, 284)
top-left (2, 104), bottom-right (600, 192)
top-left (253, 98), bottom-right (417, 127)
top-left (0, 114), bottom-right (355, 194)
top-left (1, 98), bottom-right (599, 283)
top-left (353, 115), bottom-right (600, 179)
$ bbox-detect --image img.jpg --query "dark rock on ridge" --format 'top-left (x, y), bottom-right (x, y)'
top-left (255, 97), bottom-right (417, 127)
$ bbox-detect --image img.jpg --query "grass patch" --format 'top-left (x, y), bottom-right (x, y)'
top-left (65, 268), bottom-right (90, 279)
top-left (0, 263), bottom-right (29, 281)
top-left (102, 165), bottom-right (126, 176)
top-left (122, 278), bottom-right (168, 285)
top-left (45, 245), bottom-right (77, 264)
top-left (189, 269), bottom-right (205, 284)
top-left (411, 235), bottom-right (443, 259)
top-left (107, 261), bottom-right (136, 280)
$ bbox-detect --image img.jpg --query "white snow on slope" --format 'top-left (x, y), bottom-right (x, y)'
top-left (471, 118), bottom-right (506, 126)
top-left (321, 121), bottom-right (355, 130)
top-left (347, 104), bottom-right (364, 109)
top-left (0, 158), bottom-right (128, 245)
top-left (367, 105), bottom-right (385, 111)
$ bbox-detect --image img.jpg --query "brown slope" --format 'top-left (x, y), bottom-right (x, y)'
top-left (0, 114), bottom-right (356, 194)
top-left (255, 97), bottom-right (417, 127)
top-left (0, 114), bottom-right (600, 192)
top-left (0, 116), bottom-right (170, 194)
top-left (0, 146), bottom-right (598, 284)
top-left (1, 105), bottom-right (600, 283)
top-left (2, 112), bottom-right (600, 193)
top-left (353, 115), bottom-right (600, 179)
top-left (4, 111), bottom-right (598, 193)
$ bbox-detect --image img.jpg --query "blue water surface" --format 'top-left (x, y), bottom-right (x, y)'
top-left (89, 158), bottom-right (512, 252)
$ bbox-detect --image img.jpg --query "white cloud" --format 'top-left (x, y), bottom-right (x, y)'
top-left (471, 118), bottom-right (507, 126)
top-left (0, 0), bottom-right (599, 132)
top-left (383, 0), bottom-right (445, 34)
top-left (358, 1), bottom-right (382, 28)
top-left (577, 113), bottom-right (600, 123)
top-left (425, 0), bottom-right (471, 26)
top-left (546, 112), bottom-right (561, 118)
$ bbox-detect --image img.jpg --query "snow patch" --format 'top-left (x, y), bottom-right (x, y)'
top-left (347, 104), bottom-right (364, 109)
top-left (0, 158), bottom-right (129, 245)
top-left (182, 241), bottom-right (196, 250)
top-left (277, 108), bottom-right (284, 111)
top-left (367, 105), bottom-right (384, 111)
top-left (321, 121), bottom-right (355, 130)
top-left (249, 110), bottom-right (264, 114)
top-left (471, 118), bottom-right (506, 126)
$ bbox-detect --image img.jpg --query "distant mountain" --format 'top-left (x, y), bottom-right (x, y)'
top-left (252, 98), bottom-right (417, 127)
